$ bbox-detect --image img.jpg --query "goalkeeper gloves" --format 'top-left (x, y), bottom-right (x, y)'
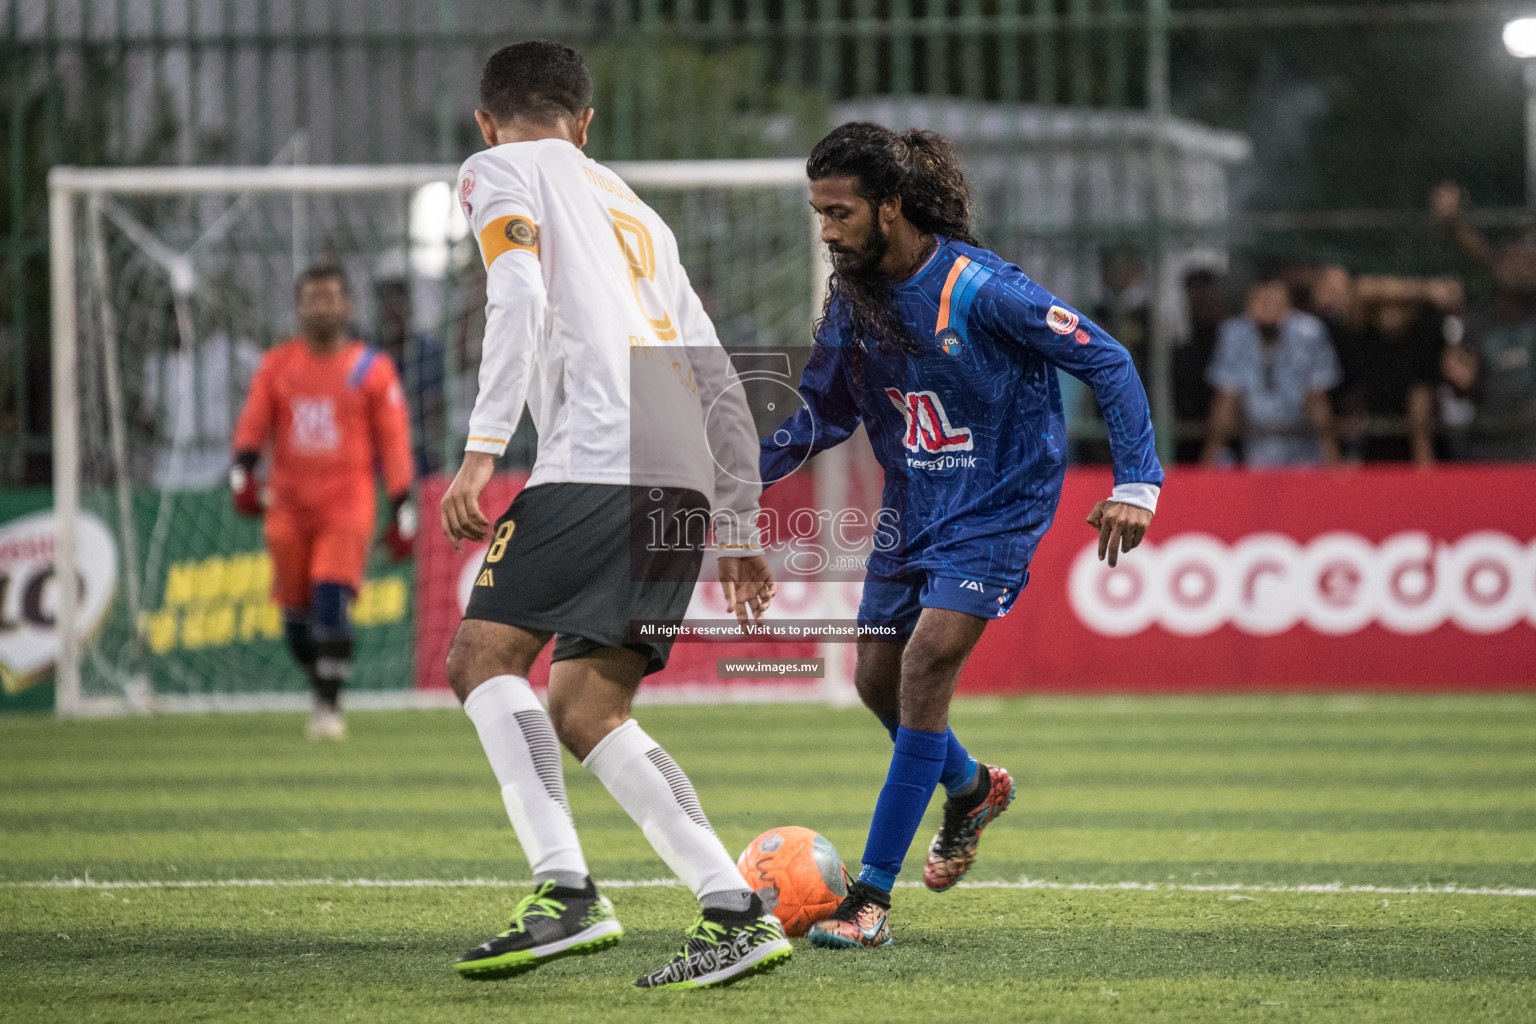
top-left (381, 492), bottom-right (417, 561)
top-left (231, 451), bottom-right (263, 518)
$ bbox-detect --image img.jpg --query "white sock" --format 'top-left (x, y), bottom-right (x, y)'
top-left (463, 675), bottom-right (589, 887)
top-left (583, 718), bottom-right (750, 908)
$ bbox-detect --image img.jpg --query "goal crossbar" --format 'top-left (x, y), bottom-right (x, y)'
top-left (48, 160), bottom-right (809, 196)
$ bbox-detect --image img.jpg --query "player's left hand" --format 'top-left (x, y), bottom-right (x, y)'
top-left (719, 554), bottom-right (776, 626)
top-left (441, 452), bottom-right (496, 552)
top-left (381, 494), bottom-right (417, 562)
top-left (1086, 500), bottom-right (1152, 568)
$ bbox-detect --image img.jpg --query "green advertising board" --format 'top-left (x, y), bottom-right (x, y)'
top-left (1, 487), bottom-right (415, 714)
top-left (0, 489), bottom-right (60, 713)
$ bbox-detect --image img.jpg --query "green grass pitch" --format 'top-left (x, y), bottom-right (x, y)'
top-left (2, 695), bottom-right (1533, 1023)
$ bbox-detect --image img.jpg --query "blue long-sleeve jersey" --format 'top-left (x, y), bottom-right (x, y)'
top-left (760, 238), bottom-right (1163, 587)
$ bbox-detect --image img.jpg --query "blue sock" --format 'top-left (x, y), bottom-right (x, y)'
top-left (879, 713), bottom-right (975, 795)
top-left (858, 726), bottom-right (948, 892)
top-left (941, 733), bottom-right (978, 796)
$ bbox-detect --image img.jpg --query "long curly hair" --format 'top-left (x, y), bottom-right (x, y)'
top-left (808, 122), bottom-right (977, 352)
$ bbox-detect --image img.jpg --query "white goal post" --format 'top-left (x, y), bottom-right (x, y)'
top-left (47, 160), bottom-right (868, 718)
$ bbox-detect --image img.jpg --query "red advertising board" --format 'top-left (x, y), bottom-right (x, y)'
top-left (415, 466), bottom-right (1536, 694)
top-left (963, 465), bottom-right (1536, 692)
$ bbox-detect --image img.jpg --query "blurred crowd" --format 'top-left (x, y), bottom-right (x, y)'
top-left (134, 182), bottom-right (1536, 494)
top-left (1086, 183), bottom-right (1536, 468)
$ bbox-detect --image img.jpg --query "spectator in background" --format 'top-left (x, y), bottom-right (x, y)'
top-left (1309, 265), bottom-right (1357, 442)
top-left (373, 277), bottom-right (445, 476)
top-left (1093, 247), bottom-right (1150, 379)
top-left (1432, 183), bottom-right (1536, 295)
top-left (1202, 274), bottom-right (1341, 467)
top-left (140, 298), bottom-right (262, 490)
top-left (1428, 278), bottom-right (1479, 458)
top-left (1173, 266), bottom-right (1226, 463)
top-left (1335, 287), bottom-right (1441, 466)
top-left (1431, 183), bottom-right (1536, 461)
top-left (1281, 261), bottom-right (1321, 316)
top-left (1466, 313), bottom-right (1536, 460)
top-left (1076, 248), bottom-right (1150, 464)
top-left (1311, 264), bottom-right (1354, 347)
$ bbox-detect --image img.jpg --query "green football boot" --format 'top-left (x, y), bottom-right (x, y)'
top-left (634, 896), bottom-right (792, 990)
top-left (455, 880), bottom-right (622, 980)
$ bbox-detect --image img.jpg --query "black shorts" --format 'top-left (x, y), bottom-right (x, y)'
top-left (462, 482), bottom-right (707, 676)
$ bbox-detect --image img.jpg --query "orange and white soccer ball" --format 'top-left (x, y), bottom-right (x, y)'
top-left (736, 826), bottom-right (849, 936)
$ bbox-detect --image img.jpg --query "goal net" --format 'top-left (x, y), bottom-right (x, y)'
top-left (48, 160), bottom-right (871, 717)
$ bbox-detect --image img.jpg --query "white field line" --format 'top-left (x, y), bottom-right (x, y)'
top-left (3, 877), bottom-right (1533, 897)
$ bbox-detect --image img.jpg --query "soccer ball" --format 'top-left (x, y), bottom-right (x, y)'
top-left (736, 826), bottom-right (849, 936)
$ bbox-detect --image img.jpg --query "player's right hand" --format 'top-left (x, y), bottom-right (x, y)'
top-left (719, 554), bottom-right (776, 626)
top-left (230, 464), bottom-right (263, 518)
top-left (440, 451), bottom-right (496, 552)
top-left (1086, 500), bottom-right (1152, 568)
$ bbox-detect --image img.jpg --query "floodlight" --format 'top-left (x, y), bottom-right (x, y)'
top-left (1504, 18), bottom-right (1536, 59)
top-left (409, 180), bottom-right (468, 278)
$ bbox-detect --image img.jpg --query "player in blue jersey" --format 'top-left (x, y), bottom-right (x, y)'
top-left (759, 123), bottom-right (1164, 948)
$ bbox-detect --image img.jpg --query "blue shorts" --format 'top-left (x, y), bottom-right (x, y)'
top-left (857, 568), bottom-right (1025, 641)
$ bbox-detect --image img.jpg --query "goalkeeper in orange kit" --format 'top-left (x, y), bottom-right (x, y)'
top-left (231, 267), bottom-right (416, 739)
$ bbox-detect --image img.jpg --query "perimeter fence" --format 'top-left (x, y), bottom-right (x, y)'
top-left (4, 0), bottom-right (1528, 481)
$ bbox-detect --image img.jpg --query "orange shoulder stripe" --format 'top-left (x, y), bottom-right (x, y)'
top-left (935, 255), bottom-right (972, 333)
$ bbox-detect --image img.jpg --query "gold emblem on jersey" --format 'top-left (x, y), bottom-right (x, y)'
top-left (507, 218), bottom-right (537, 248)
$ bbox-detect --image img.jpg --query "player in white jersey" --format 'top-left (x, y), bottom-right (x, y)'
top-left (438, 41), bottom-right (790, 990)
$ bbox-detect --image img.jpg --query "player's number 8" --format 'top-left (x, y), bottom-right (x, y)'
top-left (486, 521), bottom-right (515, 563)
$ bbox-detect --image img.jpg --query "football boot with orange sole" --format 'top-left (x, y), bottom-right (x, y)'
top-left (806, 881), bottom-right (893, 949)
top-left (923, 763), bottom-right (1016, 892)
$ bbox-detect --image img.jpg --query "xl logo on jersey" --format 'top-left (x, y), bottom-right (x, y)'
top-left (290, 397), bottom-right (339, 452)
top-left (885, 389), bottom-right (974, 453)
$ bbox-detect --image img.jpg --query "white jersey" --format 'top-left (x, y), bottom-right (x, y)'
top-left (457, 138), bottom-right (761, 550)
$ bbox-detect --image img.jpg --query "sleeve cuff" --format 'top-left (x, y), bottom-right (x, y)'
top-left (713, 517), bottom-right (763, 557)
top-left (1109, 482), bottom-right (1160, 514)
top-left (464, 429), bottom-right (509, 457)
